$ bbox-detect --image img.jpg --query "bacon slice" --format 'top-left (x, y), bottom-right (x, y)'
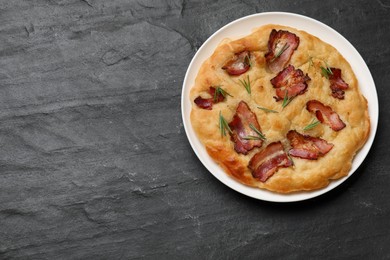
top-left (194, 96), bottom-right (212, 110)
top-left (270, 65), bottom-right (311, 101)
top-left (287, 130), bottom-right (333, 160)
top-left (329, 68), bottom-right (349, 99)
top-left (265, 29), bottom-right (300, 73)
top-left (228, 101), bottom-right (263, 154)
top-left (222, 51), bottom-right (251, 76)
top-left (306, 100), bottom-right (346, 131)
top-left (194, 87), bottom-right (224, 110)
top-left (248, 142), bottom-right (293, 182)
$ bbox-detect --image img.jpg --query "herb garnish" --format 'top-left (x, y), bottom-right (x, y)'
top-left (242, 136), bottom-right (263, 141)
top-left (213, 86), bottom-right (233, 102)
top-left (320, 62), bottom-right (333, 79)
top-left (287, 153), bottom-right (294, 166)
top-left (257, 106), bottom-right (278, 113)
top-left (242, 123), bottom-right (266, 141)
top-left (219, 111), bottom-right (232, 137)
top-left (271, 43), bottom-right (289, 62)
top-left (281, 90), bottom-right (293, 108)
top-left (303, 119), bottom-right (321, 131)
top-left (238, 75), bottom-right (251, 94)
top-left (244, 54), bottom-right (252, 68)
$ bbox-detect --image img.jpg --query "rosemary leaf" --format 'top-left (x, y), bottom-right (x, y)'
top-left (287, 153), bottom-right (294, 166)
top-left (219, 111), bottom-right (224, 136)
top-left (282, 90), bottom-right (289, 107)
top-left (219, 111), bottom-right (232, 137)
top-left (249, 123), bottom-right (266, 140)
top-left (303, 119), bottom-right (321, 131)
top-left (214, 86), bottom-right (221, 103)
top-left (238, 75), bottom-right (251, 94)
top-left (281, 90), bottom-right (293, 108)
top-left (242, 135), bottom-right (263, 141)
top-left (320, 62), bottom-right (333, 79)
top-left (320, 67), bottom-right (330, 79)
top-left (257, 106), bottom-right (278, 113)
top-left (271, 43), bottom-right (289, 62)
top-left (245, 54), bottom-right (252, 68)
top-left (223, 120), bottom-right (232, 135)
top-left (213, 86), bottom-right (232, 102)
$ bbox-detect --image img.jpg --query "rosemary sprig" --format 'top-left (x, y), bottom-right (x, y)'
top-left (257, 106), bottom-right (278, 113)
top-left (219, 111), bottom-right (232, 137)
top-left (213, 86), bottom-right (233, 102)
top-left (247, 123), bottom-right (266, 140)
top-left (238, 75), bottom-right (251, 94)
top-left (287, 153), bottom-right (294, 166)
top-left (244, 54), bottom-right (252, 68)
top-left (320, 62), bottom-right (333, 79)
top-left (271, 43), bottom-right (289, 62)
top-left (303, 119), bottom-right (321, 131)
top-left (281, 90), bottom-right (293, 108)
top-left (242, 135), bottom-right (264, 141)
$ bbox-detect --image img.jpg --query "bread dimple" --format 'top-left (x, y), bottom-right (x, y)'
top-left (190, 24), bottom-right (370, 193)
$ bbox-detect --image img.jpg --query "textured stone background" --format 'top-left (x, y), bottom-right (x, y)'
top-left (0, 0), bottom-right (389, 259)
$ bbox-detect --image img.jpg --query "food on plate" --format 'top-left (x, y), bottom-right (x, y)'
top-left (287, 130), bottom-right (333, 160)
top-left (189, 24), bottom-right (370, 193)
top-left (265, 29), bottom-right (300, 73)
top-left (222, 51), bottom-right (251, 75)
top-left (194, 86), bottom-right (230, 110)
top-left (228, 101), bottom-right (264, 154)
top-left (327, 67), bottom-right (349, 99)
top-left (270, 64), bottom-right (311, 102)
top-left (248, 141), bottom-right (293, 182)
top-left (306, 100), bottom-right (346, 131)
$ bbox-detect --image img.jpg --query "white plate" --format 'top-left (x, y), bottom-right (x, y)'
top-left (181, 12), bottom-right (378, 202)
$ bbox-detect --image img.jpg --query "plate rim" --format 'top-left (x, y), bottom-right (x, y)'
top-left (181, 12), bottom-right (379, 202)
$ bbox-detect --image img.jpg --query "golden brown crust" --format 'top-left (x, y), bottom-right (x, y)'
top-left (190, 24), bottom-right (370, 193)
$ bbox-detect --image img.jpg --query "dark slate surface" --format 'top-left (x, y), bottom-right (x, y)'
top-left (0, 0), bottom-right (389, 259)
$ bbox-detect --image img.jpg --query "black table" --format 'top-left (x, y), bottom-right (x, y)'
top-left (1, 1), bottom-right (389, 259)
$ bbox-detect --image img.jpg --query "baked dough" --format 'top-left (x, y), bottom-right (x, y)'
top-left (190, 24), bottom-right (370, 193)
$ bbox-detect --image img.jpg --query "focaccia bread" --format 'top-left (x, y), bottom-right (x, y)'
top-left (190, 24), bottom-right (370, 193)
